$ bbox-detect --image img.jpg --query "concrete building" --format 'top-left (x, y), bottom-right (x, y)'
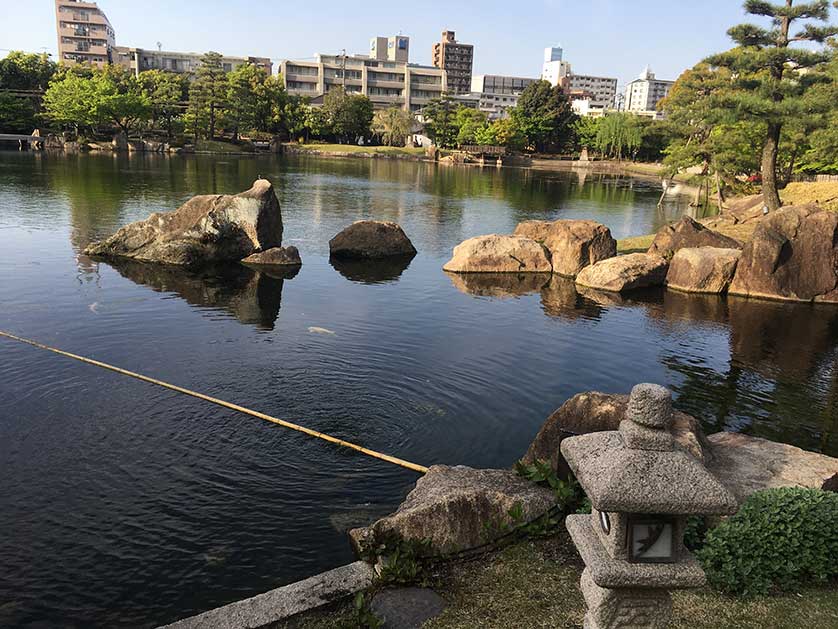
top-left (541, 46), bottom-right (571, 87)
top-left (113, 47), bottom-right (272, 76)
top-left (281, 51), bottom-right (446, 112)
top-left (471, 74), bottom-right (538, 96)
top-left (54, 0), bottom-right (115, 67)
top-left (370, 35), bottom-right (410, 63)
top-left (624, 66), bottom-right (674, 114)
top-left (432, 31), bottom-right (474, 95)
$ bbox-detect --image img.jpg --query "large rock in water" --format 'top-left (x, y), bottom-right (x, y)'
top-left (706, 432), bottom-right (838, 506)
top-left (522, 392), bottom-right (710, 480)
top-left (513, 219), bottom-right (616, 277)
top-left (443, 235), bottom-right (552, 273)
top-left (85, 179), bottom-right (282, 267)
top-left (728, 205), bottom-right (838, 303)
top-left (648, 216), bottom-right (741, 259)
top-left (575, 253), bottom-right (668, 292)
top-left (329, 220), bottom-right (416, 259)
top-left (665, 247), bottom-right (741, 294)
top-left (349, 465), bottom-right (557, 554)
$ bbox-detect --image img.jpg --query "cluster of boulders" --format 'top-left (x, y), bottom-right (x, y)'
top-left (85, 180), bottom-right (418, 276)
top-left (445, 204), bottom-right (838, 304)
top-left (349, 388), bottom-right (838, 557)
top-left (444, 220), bottom-right (617, 277)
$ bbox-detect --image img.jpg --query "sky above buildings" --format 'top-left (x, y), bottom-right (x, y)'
top-left (2, 0), bottom-right (824, 87)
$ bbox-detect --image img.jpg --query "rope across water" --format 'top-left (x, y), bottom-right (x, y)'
top-left (0, 330), bottom-right (429, 474)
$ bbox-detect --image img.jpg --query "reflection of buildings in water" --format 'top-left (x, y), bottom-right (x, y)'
top-left (331, 255), bottom-right (414, 285)
top-left (104, 259), bottom-right (294, 331)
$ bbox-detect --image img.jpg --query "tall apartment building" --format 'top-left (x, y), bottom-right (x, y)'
top-left (541, 46), bottom-right (571, 86)
top-left (113, 47), bottom-right (272, 76)
top-left (432, 31), bottom-right (474, 95)
top-left (54, 0), bottom-right (115, 67)
top-left (471, 74), bottom-right (538, 96)
top-left (566, 73), bottom-right (617, 108)
top-left (624, 67), bottom-right (674, 114)
top-left (281, 51), bottom-right (446, 112)
top-left (370, 35), bottom-right (410, 63)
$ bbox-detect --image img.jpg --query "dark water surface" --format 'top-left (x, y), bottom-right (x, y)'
top-left (1, 151), bottom-right (836, 628)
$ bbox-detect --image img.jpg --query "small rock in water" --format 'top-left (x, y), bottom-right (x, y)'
top-left (88, 302), bottom-right (99, 314)
top-left (308, 326), bottom-right (336, 335)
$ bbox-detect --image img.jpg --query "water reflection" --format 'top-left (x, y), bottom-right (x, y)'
top-left (446, 271), bottom-right (551, 299)
top-left (105, 260), bottom-right (293, 330)
top-left (330, 255), bottom-right (414, 284)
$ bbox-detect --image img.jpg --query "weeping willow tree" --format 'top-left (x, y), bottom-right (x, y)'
top-left (595, 113), bottom-right (643, 160)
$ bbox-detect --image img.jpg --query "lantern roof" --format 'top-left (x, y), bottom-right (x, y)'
top-left (561, 384), bottom-right (738, 516)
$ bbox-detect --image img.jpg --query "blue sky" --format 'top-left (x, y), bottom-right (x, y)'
top-left (1, 1), bottom-right (821, 88)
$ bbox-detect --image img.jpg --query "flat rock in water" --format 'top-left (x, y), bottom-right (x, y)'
top-left (728, 205), bottom-right (838, 303)
top-left (575, 253), bottom-right (668, 292)
top-left (666, 247), bottom-right (741, 294)
top-left (329, 220), bottom-right (417, 259)
top-left (370, 588), bottom-right (446, 629)
top-left (241, 245), bottom-right (301, 266)
top-left (514, 219), bottom-right (616, 277)
top-left (443, 235), bottom-right (552, 274)
top-left (85, 179), bottom-right (282, 267)
top-left (706, 432), bottom-right (838, 506)
top-left (350, 465), bottom-right (556, 554)
top-left (648, 216), bottom-right (741, 259)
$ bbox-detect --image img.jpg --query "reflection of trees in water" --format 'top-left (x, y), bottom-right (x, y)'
top-left (642, 293), bottom-right (838, 455)
top-left (104, 259), bottom-right (292, 331)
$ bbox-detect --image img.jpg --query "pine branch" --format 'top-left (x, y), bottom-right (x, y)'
top-left (728, 23), bottom-right (777, 46)
top-left (792, 24), bottom-right (838, 41)
top-left (744, 0), bottom-right (778, 17)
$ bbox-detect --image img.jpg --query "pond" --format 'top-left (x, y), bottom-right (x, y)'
top-left (0, 151), bottom-right (835, 628)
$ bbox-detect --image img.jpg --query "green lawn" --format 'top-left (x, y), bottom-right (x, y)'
top-left (282, 532), bottom-right (838, 629)
top-left (290, 143), bottom-right (427, 157)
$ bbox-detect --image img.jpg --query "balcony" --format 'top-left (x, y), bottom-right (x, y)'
top-left (286, 73), bottom-right (319, 83)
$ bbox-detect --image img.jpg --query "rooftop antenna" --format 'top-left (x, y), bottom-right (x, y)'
top-left (157, 41), bottom-right (162, 52)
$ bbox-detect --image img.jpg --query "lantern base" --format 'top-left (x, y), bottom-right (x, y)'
top-left (581, 568), bottom-right (672, 629)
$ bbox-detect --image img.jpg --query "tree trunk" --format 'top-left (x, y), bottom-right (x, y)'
top-left (715, 169), bottom-right (724, 212)
top-left (761, 122), bottom-right (782, 211)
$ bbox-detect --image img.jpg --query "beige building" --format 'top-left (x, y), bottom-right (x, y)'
top-left (113, 47), bottom-right (272, 76)
top-left (432, 31), bottom-right (474, 95)
top-left (624, 66), bottom-right (674, 116)
top-left (369, 35), bottom-right (410, 63)
top-left (54, 0), bottom-right (115, 67)
top-left (281, 50), bottom-right (446, 112)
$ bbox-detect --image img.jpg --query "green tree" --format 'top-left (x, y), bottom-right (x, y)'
top-left (188, 52), bottom-right (228, 139)
top-left (574, 116), bottom-right (601, 152)
top-left (138, 70), bottom-right (185, 140)
top-left (42, 71), bottom-right (100, 133)
top-left (455, 107), bottom-right (489, 146)
top-left (0, 51), bottom-right (56, 91)
top-left (595, 112), bottom-right (643, 160)
top-left (421, 96), bottom-right (459, 148)
top-left (282, 95), bottom-right (310, 140)
top-left (706, 0), bottom-right (838, 210)
top-left (257, 74), bottom-right (290, 135)
top-left (373, 106), bottom-right (414, 146)
top-left (511, 80), bottom-right (577, 152)
top-left (323, 88), bottom-right (373, 143)
top-left (225, 62), bottom-right (266, 140)
top-left (303, 104), bottom-right (329, 141)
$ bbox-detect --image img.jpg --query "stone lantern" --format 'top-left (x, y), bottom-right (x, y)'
top-left (562, 384), bottom-right (738, 629)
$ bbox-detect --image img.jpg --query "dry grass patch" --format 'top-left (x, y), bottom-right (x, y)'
top-left (781, 182), bottom-right (838, 212)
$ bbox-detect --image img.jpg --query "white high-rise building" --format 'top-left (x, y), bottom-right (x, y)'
top-left (624, 66), bottom-right (674, 114)
top-left (544, 46), bottom-right (563, 63)
top-left (540, 47), bottom-right (617, 110)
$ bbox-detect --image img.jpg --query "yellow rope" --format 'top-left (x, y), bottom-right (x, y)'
top-left (0, 330), bottom-right (429, 474)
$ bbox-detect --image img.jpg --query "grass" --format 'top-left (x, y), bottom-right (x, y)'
top-left (289, 143), bottom-right (427, 157)
top-left (781, 181), bottom-right (838, 212)
top-left (194, 139), bottom-right (255, 153)
top-left (281, 531), bottom-right (838, 629)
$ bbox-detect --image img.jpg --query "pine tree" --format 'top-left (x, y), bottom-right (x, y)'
top-left (188, 52), bottom-right (228, 139)
top-left (707, 0), bottom-right (838, 210)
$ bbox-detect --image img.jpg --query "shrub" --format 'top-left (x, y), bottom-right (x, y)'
top-left (698, 487), bottom-right (838, 596)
